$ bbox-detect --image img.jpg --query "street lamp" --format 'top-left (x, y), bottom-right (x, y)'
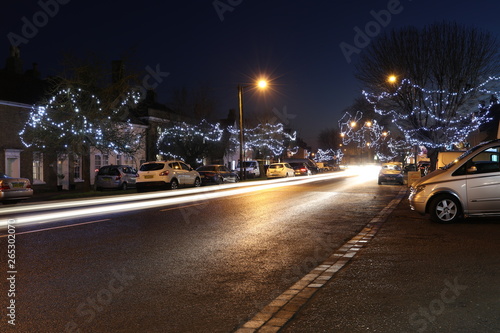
top-left (238, 79), bottom-right (268, 180)
top-left (387, 75), bottom-right (397, 83)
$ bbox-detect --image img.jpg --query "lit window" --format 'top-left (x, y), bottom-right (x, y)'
top-left (73, 155), bottom-right (81, 180)
top-left (33, 152), bottom-right (44, 182)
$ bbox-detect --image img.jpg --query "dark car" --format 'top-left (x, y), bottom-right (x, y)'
top-left (196, 165), bottom-right (239, 185)
top-left (288, 162), bottom-right (312, 176)
top-left (94, 165), bottom-right (138, 190)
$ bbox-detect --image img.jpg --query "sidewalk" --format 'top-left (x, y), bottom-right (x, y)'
top-left (280, 192), bottom-right (500, 332)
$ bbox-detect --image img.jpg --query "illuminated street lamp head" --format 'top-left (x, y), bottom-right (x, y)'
top-left (365, 121), bottom-right (372, 127)
top-left (350, 121), bottom-right (357, 128)
top-left (257, 79), bottom-right (268, 89)
top-left (388, 75), bottom-right (397, 83)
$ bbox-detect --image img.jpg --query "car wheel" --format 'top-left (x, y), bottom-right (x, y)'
top-left (170, 179), bottom-right (179, 190)
top-left (429, 195), bottom-right (461, 224)
top-left (216, 176), bottom-right (223, 184)
top-left (378, 179), bottom-right (382, 185)
top-left (121, 182), bottom-right (128, 190)
top-left (194, 177), bottom-right (201, 187)
top-left (234, 175), bottom-right (240, 183)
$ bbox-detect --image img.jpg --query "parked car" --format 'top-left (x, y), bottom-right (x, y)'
top-left (284, 158), bottom-right (319, 174)
top-left (288, 162), bottom-right (312, 176)
top-left (235, 160), bottom-right (260, 178)
top-left (196, 165), bottom-right (239, 185)
top-left (266, 163), bottom-right (295, 179)
top-left (409, 139), bottom-right (500, 223)
top-left (136, 161), bottom-right (201, 191)
top-left (0, 173), bottom-right (33, 204)
top-left (94, 165), bottom-right (137, 190)
top-left (378, 162), bottom-right (404, 185)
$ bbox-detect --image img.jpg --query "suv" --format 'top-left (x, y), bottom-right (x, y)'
top-left (409, 139), bottom-right (500, 223)
top-left (95, 165), bottom-right (137, 190)
top-left (136, 161), bottom-right (201, 191)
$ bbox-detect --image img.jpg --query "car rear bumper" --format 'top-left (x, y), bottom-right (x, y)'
top-left (0, 189), bottom-right (33, 201)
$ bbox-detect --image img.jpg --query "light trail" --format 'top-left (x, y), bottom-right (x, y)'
top-left (0, 170), bottom-right (365, 228)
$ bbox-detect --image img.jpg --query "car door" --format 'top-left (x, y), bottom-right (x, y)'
top-left (178, 162), bottom-right (193, 185)
top-left (465, 145), bottom-right (500, 214)
top-left (168, 162), bottom-right (182, 183)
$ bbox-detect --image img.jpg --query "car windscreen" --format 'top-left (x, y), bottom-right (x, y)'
top-left (140, 163), bottom-right (165, 171)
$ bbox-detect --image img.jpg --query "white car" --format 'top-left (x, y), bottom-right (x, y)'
top-left (266, 163), bottom-right (295, 179)
top-left (136, 161), bottom-right (201, 191)
top-left (0, 173), bottom-right (33, 204)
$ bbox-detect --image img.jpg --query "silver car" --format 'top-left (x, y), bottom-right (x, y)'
top-left (95, 165), bottom-right (137, 190)
top-left (409, 139), bottom-right (500, 223)
top-left (0, 173), bottom-right (33, 204)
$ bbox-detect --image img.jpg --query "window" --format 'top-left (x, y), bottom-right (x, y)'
top-left (95, 154), bottom-right (102, 172)
top-left (33, 152), bottom-right (44, 183)
top-left (466, 145), bottom-right (500, 174)
top-left (73, 155), bottom-right (82, 180)
top-left (116, 154), bottom-right (122, 165)
top-left (103, 154), bottom-right (109, 166)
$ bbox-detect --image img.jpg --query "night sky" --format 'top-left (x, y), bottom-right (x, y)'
top-left (2, 0), bottom-right (500, 147)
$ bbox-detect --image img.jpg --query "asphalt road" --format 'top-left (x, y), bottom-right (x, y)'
top-left (1, 170), bottom-right (497, 333)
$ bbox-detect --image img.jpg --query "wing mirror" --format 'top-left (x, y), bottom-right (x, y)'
top-left (467, 166), bottom-right (477, 173)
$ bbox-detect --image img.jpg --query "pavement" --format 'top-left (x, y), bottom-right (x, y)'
top-left (236, 187), bottom-right (500, 333)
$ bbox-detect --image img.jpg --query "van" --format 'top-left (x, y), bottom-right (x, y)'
top-left (235, 160), bottom-right (260, 178)
top-left (409, 139), bottom-right (500, 223)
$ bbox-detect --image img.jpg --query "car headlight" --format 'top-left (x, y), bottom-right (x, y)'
top-left (413, 185), bottom-right (426, 193)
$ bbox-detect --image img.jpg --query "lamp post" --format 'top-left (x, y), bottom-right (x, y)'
top-left (237, 80), bottom-right (268, 180)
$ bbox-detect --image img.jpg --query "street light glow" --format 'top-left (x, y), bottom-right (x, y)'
top-left (388, 75), bottom-right (397, 83)
top-left (257, 79), bottom-right (268, 89)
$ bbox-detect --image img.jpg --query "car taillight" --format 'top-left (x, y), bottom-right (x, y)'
top-left (26, 183), bottom-right (32, 189)
top-left (115, 175), bottom-right (121, 180)
top-left (300, 168), bottom-right (307, 172)
top-left (159, 171), bottom-right (169, 176)
top-left (0, 182), bottom-right (9, 191)
top-left (206, 172), bottom-right (216, 177)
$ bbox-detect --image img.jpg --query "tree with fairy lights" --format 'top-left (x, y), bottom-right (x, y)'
top-left (156, 120), bottom-right (297, 164)
top-left (20, 56), bottom-right (143, 190)
top-left (156, 120), bottom-right (224, 166)
top-left (356, 22), bottom-right (500, 170)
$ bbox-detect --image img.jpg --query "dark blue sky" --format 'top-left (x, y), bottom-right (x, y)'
top-left (2, 0), bottom-right (500, 147)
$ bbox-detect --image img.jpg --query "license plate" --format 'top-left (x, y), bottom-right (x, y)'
top-left (12, 182), bottom-right (24, 188)
top-left (144, 175), bottom-right (154, 179)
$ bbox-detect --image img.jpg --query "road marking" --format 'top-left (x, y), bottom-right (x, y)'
top-left (0, 219), bottom-right (111, 237)
top-left (160, 203), bottom-right (205, 212)
top-left (235, 187), bottom-right (408, 333)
